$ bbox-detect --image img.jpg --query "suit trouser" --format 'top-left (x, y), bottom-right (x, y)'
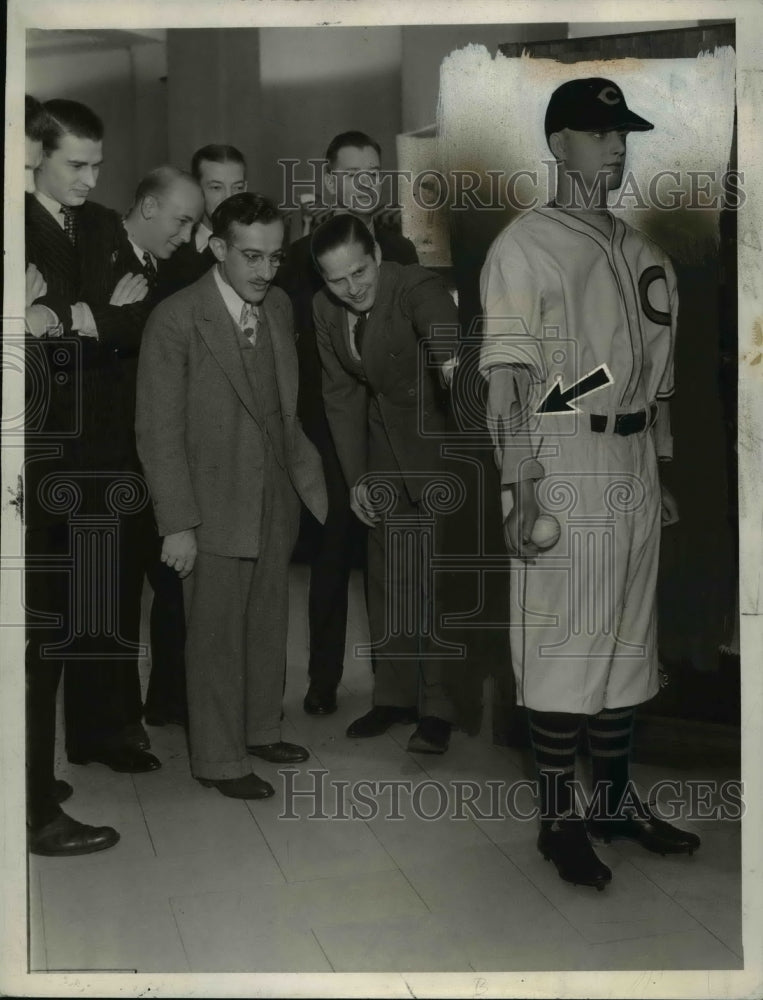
top-left (144, 521), bottom-right (187, 722)
top-left (63, 509), bottom-right (146, 754)
top-left (307, 422), bottom-right (357, 691)
top-left (366, 489), bottom-right (454, 722)
top-left (26, 523), bottom-right (67, 829)
top-left (183, 452), bottom-right (300, 780)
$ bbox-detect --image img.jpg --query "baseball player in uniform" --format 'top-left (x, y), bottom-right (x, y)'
top-left (480, 78), bottom-right (700, 889)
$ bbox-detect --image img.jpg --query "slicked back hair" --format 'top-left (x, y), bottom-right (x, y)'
top-left (130, 165), bottom-right (199, 212)
top-left (311, 213), bottom-right (375, 270)
top-left (40, 99), bottom-right (104, 152)
top-left (211, 192), bottom-right (282, 242)
top-left (25, 94), bottom-right (49, 142)
top-left (324, 131), bottom-right (381, 168)
top-left (190, 143), bottom-right (247, 181)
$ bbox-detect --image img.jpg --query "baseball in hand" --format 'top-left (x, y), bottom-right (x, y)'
top-left (530, 513), bottom-right (561, 550)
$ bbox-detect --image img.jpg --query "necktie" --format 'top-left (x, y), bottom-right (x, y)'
top-left (142, 251), bottom-right (158, 288)
top-left (61, 206), bottom-right (78, 246)
top-left (240, 302), bottom-right (260, 346)
top-left (353, 312), bottom-right (368, 357)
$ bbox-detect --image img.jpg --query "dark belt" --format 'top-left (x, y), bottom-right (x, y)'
top-left (590, 403), bottom-right (658, 436)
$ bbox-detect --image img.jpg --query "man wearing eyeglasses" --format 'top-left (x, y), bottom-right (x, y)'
top-left (136, 192), bottom-right (327, 800)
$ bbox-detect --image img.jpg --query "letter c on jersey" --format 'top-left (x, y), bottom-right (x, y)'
top-left (638, 265), bottom-right (671, 326)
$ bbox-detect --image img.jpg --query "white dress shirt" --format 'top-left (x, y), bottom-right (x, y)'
top-left (213, 266), bottom-right (260, 338)
top-left (195, 222), bottom-right (213, 253)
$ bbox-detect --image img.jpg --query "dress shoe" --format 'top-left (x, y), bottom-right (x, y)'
top-left (68, 744), bottom-right (162, 773)
top-left (54, 779), bottom-right (73, 804)
top-left (346, 705), bottom-right (418, 738)
top-left (247, 741), bottom-right (310, 763)
top-left (28, 812), bottom-right (120, 857)
top-left (122, 722), bottom-right (151, 750)
top-left (588, 804), bottom-right (701, 855)
top-left (198, 774), bottom-right (275, 799)
top-left (407, 716), bottom-right (451, 754)
top-left (303, 684), bottom-right (338, 716)
top-left (538, 815), bottom-right (612, 890)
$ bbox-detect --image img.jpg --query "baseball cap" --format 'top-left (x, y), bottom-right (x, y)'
top-left (544, 77), bottom-right (654, 138)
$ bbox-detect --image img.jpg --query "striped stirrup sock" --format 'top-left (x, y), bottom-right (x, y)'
top-left (528, 710), bottom-right (583, 825)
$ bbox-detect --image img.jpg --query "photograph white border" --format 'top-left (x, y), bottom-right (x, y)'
top-left (3, 1), bottom-right (762, 997)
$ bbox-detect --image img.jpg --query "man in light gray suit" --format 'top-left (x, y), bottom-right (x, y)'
top-left (136, 193), bottom-right (327, 800)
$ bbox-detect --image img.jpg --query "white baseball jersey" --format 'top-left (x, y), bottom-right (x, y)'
top-left (480, 206), bottom-right (678, 714)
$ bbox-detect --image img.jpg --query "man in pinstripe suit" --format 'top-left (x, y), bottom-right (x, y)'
top-left (24, 100), bottom-right (200, 776)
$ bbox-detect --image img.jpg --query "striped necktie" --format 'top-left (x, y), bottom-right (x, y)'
top-left (240, 302), bottom-right (260, 346)
top-left (142, 251), bottom-right (158, 288)
top-left (61, 206), bottom-right (78, 246)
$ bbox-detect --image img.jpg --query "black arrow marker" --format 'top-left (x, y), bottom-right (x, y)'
top-left (536, 364), bottom-right (614, 414)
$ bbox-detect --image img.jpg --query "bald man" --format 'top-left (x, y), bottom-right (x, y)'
top-left (121, 168), bottom-right (205, 732)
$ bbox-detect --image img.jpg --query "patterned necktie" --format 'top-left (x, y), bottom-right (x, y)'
top-left (61, 206), bottom-right (78, 246)
top-left (240, 302), bottom-right (260, 346)
top-left (142, 251), bottom-right (158, 288)
top-left (353, 312), bottom-right (368, 357)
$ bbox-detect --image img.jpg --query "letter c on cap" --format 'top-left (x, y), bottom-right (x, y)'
top-left (597, 86), bottom-right (620, 105)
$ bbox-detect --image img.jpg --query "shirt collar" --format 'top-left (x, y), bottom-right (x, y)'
top-left (34, 189), bottom-right (65, 225)
top-left (213, 266), bottom-right (260, 327)
top-left (122, 225), bottom-right (156, 269)
top-left (195, 221), bottom-right (213, 253)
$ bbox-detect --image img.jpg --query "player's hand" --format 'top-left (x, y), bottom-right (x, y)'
top-left (350, 483), bottom-right (380, 528)
top-left (110, 272), bottom-right (148, 307)
top-left (161, 529), bottom-right (197, 578)
top-left (660, 483), bottom-right (679, 526)
top-left (26, 263), bottom-right (47, 307)
top-left (503, 479), bottom-right (540, 559)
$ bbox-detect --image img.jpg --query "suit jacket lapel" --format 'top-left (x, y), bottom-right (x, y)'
top-left (196, 270), bottom-right (261, 425)
top-left (26, 194), bottom-right (79, 284)
top-left (262, 292), bottom-right (297, 423)
top-left (332, 301), bottom-right (366, 375)
top-left (358, 263), bottom-right (395, 372)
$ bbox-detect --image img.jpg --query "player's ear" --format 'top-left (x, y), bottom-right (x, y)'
top-left (548, 131), bottom-right (566, 162)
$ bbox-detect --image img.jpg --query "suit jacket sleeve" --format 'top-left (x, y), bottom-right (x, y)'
top-left (401, 269), bottom-right (459, 365)
top-left (313, 299), bottom-right (369, 490)
top-left (83, 213), bottom-right (153, 352)
top-left (135, 299), bottom-right (201, 536)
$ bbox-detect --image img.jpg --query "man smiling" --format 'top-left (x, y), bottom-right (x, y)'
top-left (136, 193), bottom-right (327, 800)
top-left (312, 213), bottom-right (458, 754)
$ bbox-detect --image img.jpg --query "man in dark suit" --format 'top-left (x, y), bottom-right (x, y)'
top-left (312, 213), bottom-right (458, 753)
top-left (119, 165), bottom-right (205, 731)
top-left (274, 130), bottom-right (418, 717)
top-left (24, 94), bottom-right (119, 856)
top-left (25, 101), bottom-right (201, 776)
top-left (136, 193), bottom-right (327, 800)
top-left (158, 144), bottom-right (247, 300)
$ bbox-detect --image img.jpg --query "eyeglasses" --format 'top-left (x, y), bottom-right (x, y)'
top-left (228, 244), bottom-right (285, 269)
